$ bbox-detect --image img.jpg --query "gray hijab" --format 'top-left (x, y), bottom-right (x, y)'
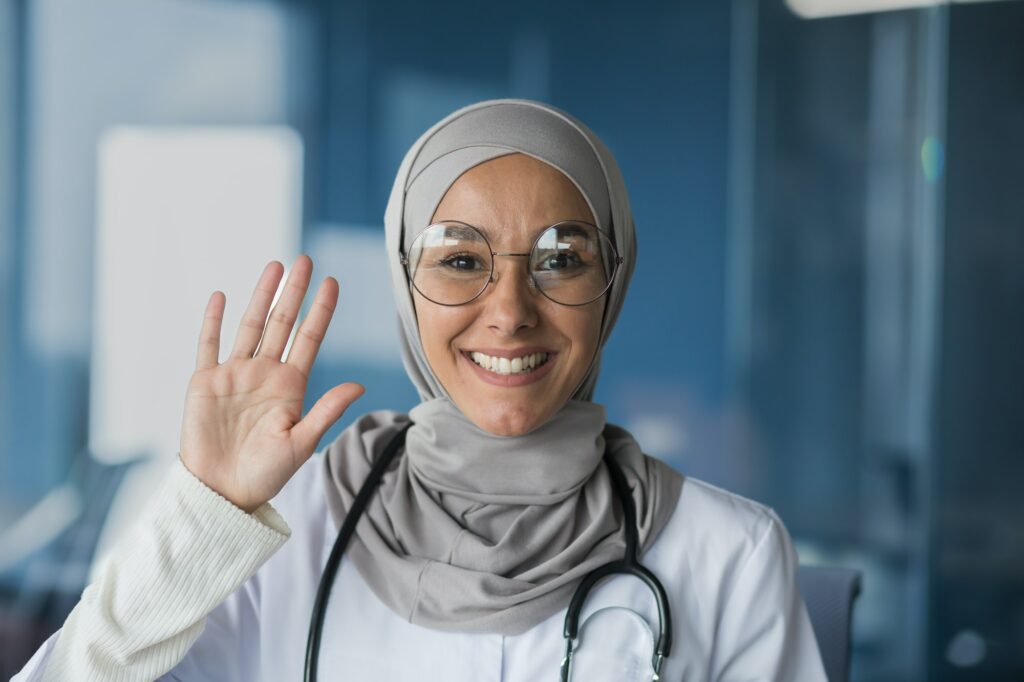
top-left (322, 99), bottom-right (682, 635)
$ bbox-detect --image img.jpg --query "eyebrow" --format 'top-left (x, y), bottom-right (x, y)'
top-left (441, 225), bottom-right (483, 241)
top-left (550, 224), bottom-right (591, 239)
top-left (438, 221), bottom-right (593, 243)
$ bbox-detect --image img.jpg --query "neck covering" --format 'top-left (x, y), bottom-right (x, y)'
top-left (322, 99), bottom-right (683, 635)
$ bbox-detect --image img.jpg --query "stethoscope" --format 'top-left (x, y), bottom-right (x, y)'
top-left (304, 423), bottom-right (673, 681)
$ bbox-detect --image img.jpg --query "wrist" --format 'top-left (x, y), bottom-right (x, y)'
top-left (177, 453), bottom-right (261, 514)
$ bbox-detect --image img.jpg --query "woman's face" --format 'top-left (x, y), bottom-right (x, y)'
top-left (412, 153), bottom-right (605, 436)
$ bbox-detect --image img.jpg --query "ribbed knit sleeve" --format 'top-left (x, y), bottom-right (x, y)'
top-left (39, 455), bottom-right (291, 682)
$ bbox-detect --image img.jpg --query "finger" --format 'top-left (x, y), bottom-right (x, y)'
top-left (196, 291), bottom-right (226, 370)
top-left (285, 277), bottom-right (339, 377)
top-left (256, 255), bottom-right (313, 361)
top-left (291, 383), bottom-right (366, 456)
top-left (231, 261), bottom-right (285, 359)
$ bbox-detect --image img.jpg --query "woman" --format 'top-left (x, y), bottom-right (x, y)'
top-left (15, 99), bottom-right (827, 681)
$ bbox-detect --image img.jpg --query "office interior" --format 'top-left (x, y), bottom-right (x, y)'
top-left (0, 0), bottom-right (1021, 679)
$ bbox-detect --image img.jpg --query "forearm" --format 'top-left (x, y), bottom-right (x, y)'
top-left (36, 456), bottom-right (289, 682)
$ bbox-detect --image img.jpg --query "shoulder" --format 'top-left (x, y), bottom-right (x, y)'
top-left (672, 474), bottom-right (779, 553)
top-left (657, 476), bottom-right (826, 679)
top-left (645, 470), bottom-right (793, 605)
top-left (605, 427), bottom-right (779, 565)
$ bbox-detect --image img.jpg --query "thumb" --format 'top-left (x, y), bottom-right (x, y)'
top-left (291, 382), bottom-right (365, 455)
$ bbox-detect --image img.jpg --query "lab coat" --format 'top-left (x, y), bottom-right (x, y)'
top-left (15, 449), bottom-right (828, 681)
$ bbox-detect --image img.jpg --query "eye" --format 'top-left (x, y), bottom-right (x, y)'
top-left (536, 250), bottom-right (584, 271)
top-left (441, 253), bottom-right (486, 271)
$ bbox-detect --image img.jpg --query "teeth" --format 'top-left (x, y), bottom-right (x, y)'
top-left (470, 351), bottom-right (550, 375)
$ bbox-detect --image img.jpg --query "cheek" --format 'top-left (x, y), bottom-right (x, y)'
top-left (561, 307), bottom-right (604, 373)
top-left (413, 297), bottom-right (472, 361)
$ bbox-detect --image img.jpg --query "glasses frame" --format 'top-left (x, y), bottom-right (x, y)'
top-left (400, 219), bottom-right (624, 307)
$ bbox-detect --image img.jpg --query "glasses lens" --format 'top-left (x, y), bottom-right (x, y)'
top-left (406, 222), bottom-right (492, 305)
top-left (530, 222), bottom-right (617, 305)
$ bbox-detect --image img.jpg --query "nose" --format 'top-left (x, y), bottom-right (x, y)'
top-left (481, 255), bottom-right (538, 335)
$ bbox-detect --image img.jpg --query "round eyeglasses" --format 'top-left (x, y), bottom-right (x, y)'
top-left (400, 220), bottom-right (623, 307)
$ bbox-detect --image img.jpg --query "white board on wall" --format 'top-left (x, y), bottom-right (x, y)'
top-left (89, 126), bottom-right (302, 464)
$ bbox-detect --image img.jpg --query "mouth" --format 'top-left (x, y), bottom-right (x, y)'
top-left (460, 347), bottom-right (558, 387)
top-left (466, 350), bottom-right (552, 376)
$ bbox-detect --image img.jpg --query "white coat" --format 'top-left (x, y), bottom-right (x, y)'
top-left (14, 448), bottom-right (828, 681)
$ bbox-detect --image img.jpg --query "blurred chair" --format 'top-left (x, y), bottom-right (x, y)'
top-left (796, 564), bottom-right (862, 682)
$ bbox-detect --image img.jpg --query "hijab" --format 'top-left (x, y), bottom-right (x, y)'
top-left (322, 99), bottom-right (682, 635)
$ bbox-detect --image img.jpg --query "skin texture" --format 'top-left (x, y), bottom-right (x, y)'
top-left (412, 153), bottom-right (605, 436)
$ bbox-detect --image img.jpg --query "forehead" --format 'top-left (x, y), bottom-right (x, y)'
top-left (430, 153), bottom-right (596, 245)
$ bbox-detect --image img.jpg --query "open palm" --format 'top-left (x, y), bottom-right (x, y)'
top-left (179, 256), bottom-right (364, 513)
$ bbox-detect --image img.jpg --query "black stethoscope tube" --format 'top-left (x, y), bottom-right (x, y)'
top-left (559, 447), bottom-right (672, 681)
top-left (304, 422), bottom-right (413, 680)
top-left (304, 422), bottom-right (672, 682)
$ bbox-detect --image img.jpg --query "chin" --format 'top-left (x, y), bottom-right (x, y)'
top-left (467, 401), bottom-right (550, 437)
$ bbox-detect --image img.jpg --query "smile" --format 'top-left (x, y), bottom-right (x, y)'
top-left (460, 348), bottom-right (558, 387)
top-left (469, 351), bottom-right (551, 376)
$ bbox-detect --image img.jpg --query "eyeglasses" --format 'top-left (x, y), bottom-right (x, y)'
top-left (400, 220), bottom-right (623, 307)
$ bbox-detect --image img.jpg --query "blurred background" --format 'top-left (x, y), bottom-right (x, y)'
top-left (1, 0), bottom-right (1021, 679)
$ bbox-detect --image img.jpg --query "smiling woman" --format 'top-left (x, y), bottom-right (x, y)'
top-left (13, 99), bottom-right (828, 682)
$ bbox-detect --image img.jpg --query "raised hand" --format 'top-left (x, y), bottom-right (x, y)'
top-left (179, 255), bottom-right (364, 513)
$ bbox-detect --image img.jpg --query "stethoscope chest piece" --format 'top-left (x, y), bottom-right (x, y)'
top-left (559, 605), bottom-right (661, 681)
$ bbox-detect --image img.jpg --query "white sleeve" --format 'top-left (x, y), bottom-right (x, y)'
top-left (159, 571), bottom-right (264, 682)
top-left (11, 455), bottom-right (290, 682)
top-left (709, 509), bottom-right (828, 682)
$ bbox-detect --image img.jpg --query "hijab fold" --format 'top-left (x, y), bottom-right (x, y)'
top-left (322, 99), bottom-right (682, 635)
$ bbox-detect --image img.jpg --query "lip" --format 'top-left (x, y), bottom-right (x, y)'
top-left (461, 349), bottom-right (558, 387)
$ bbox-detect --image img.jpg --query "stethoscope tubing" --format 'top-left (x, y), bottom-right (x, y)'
top-left (304, 422), bottom-right (413, 681)
top-left (559, 448), bottom-right (672, 681)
